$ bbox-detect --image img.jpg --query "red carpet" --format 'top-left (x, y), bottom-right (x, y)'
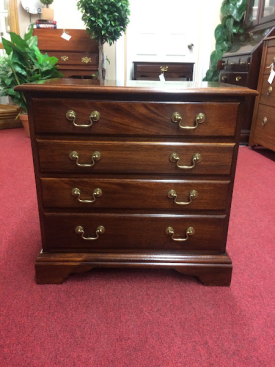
top-left (1, 128), bottom-right (275, 367)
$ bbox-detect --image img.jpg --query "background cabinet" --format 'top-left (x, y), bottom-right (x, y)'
top-left (219, 0), bottom-right (275, 145)
top-left (249, 36), bottom-right (275, 151)
top-left (32, 29), bottom-right (99, 78)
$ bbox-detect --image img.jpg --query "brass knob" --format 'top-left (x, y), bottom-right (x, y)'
top-left (160, 66), bottom-right (168, 73)
top-left (90, 111), bottom-right (100, 122)
top-left (262, 117), bottom-right (267, 126)
top-left (267, 86), bottom-right (272, 95)
top-left (236, 76), bottom-right (242, 82)
top-left (221, 75), bottom-right (227, 81)
top-left (171, 112), bottom-right (182, 124)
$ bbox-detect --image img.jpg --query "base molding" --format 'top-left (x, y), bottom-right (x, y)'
top-left (35, 252), bottom-right (232, 286)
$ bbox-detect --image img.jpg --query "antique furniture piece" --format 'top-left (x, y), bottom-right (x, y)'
top-left (16, 79), bottom-right (256, 285)
top-left (32, 29), bottom-right (99, 78)
top-left (133, 62), bottom-right (194, 81)
top-left (218, 0), bottom-right (275, 145)
top-left (249, 36), bottom-right (275, 151)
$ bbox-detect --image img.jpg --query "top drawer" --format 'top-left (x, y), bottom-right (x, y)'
top-left (32, 99), bottom-right (239, 137)
top-left (50, 51), bottom-right (98, 66)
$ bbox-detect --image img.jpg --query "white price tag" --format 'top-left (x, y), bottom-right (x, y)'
top-left (159, 73), bottom-right (165, 82)
top-left (61, 32), bottom-right (71, 41)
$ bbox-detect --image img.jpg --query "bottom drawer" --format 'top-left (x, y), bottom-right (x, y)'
top-left (43, 213), bottom-right (227, 252)
top-left (253, 104), bottom-right (275, 146)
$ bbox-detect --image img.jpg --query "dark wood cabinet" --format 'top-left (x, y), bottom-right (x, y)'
top-left (219, 1), bottom-right (275, 145)
top-left (249, 36), bottom-right (275, 150)
top-left (133, 62), bottom-right (194, 81)
top-left (16, 79), bottom-right (256, 286)
top-left (33, 29), bottom-right (99, 78)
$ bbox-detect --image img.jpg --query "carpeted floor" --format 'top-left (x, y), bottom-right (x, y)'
top-left (1, 128), bottom-right (274, 367)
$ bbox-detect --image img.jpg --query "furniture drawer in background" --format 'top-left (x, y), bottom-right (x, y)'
top-left (32, 99), bottom-right (239, 137)
top-left (252, 103), bottom-right (275, 144)
top-left (133, 62), bottom-right (194, 81)
top-left (51, 52), bottom-right (98, 66)
top-left (37, 140), bottom-right (235, 175)
top-left (44, 213), bottom-right (227, 252)
top-left (41, 178), bottom-right (230, 210)
top-left (229, 73), bottom-right (248, 87)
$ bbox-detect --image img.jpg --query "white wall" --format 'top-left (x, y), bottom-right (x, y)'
top-left (16, 0), bottom-right (223, 82)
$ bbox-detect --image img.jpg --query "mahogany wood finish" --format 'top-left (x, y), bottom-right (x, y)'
top-left (249, 36), bottom-right (275, 151)
top-left (16, 79), bottom-right (257, 285)
top-left (32, 29), bottom-right (99, 78)
top-left (133, 62), bottom-right (194, 81)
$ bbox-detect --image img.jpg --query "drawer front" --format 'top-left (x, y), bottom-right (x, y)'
top-left (49, 51), bottom-right (98, 66)
top-left (264, 45), bottom-right (275, 71)
top-left (38, 141), bottom-right (235, 175)
top-left (135, 63), bottom-right (194, 74)
top-left (33, 99), bottom-right (238, 137)
top-left (41, 178), bottom-right (230, 210)
top-left (224, 57), bottom-right (240, 70)
top-left (259, 77), bottom-right (275, 105)
top-left (253, 104), bottom-right (275, 144)
top-left (44, 213), bottom-right (227, 252)
top-left (220, 72), bottom-right (230, 83)
top-left (135, 73), bottom-right (191, 81)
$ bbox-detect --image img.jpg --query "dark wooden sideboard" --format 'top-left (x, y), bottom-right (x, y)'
top-left (33, 29), bottom-right (99, 78)
top-left (16, 79), bottom-right (257, 286)
top-left (133, 62), bottom-right (194, 81)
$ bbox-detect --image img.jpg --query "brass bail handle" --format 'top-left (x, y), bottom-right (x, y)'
top-left (168, 189), bottom-right (198, 205)
top-left (75, 225), bottom-right (105, 241)
top-left (160, 66), bottom-right (168, 73)
top-left (69, 150), bottom-right (101, 167)
top-left (72, 187), bottom-right (102, 203)
top-left (171, 112), bottom-right (206, 130)
top-left (166, 226), bottom-right (195, 241)
top-left (169, 152), bottom-right (201, 169)
top-left (66, 110), bottom-right (100, 128)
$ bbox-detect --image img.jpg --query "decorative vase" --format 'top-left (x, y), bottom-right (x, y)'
top-left (42, 8), bottom-right (54, 21)
top-left (19, 114), bottom-right (30, 137)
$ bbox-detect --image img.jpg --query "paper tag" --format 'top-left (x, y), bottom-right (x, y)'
top-left (61, 32), bottom-right (71, 41)
top-left (268, 69), bottom-right (275, 84)
top-left (159, 73), bottom-right (165, 82)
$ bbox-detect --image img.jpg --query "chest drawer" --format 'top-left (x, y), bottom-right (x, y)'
top-left (252, 104), bottom-right (275, 144)
top-left (41, 178), bottom-right (230, 210)
top-left (32, 99), bottom-right (239, 137)
top-left (229, 73), bottom-right (248, 87)
top-left (44, 213), bottom-right (227, 252)
top-left (259, 77), bottom-right (275, 105)
top-left (50, 51), bottom-right (98, 66)
top-left (38, 140), bottom-right (235, 175)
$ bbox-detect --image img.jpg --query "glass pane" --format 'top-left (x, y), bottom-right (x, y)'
top-left (263, 0), bottom-right (275, 17)
top-left (252, 0), bottom-right (260, 22)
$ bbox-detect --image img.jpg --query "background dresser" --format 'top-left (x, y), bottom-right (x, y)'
top-left (249, 36), bottom-right (275, 151)
top-left (17, 80), bottom-right (256, 285)
top-left (133, 62), bottom-right (194, 81)
top-left (33, 29), bottom-right (99, 78)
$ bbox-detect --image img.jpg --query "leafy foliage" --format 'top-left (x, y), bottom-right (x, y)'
top-left (203, 0), bottom-right (247, 81)
top-left (40, 0), bottom-right (54, 6)
top-left (76, 0), bottom-right (130, 46)
top-left (0, 25), bottom-right (63, 112)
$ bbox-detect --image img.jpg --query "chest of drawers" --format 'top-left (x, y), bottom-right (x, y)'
top-left (16, 79), bottom-right (257, 285)
top-left (32, 29), bottom-right (99, 78)
top-left (133, 62), bottom-right (194, 81)
top-left (249, 36), bottom-right (275, 150)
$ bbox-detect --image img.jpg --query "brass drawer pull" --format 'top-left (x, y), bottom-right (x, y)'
top-left (69, 150), bottom-right (101, 167)
top-left (160, 66), bottom-right (168, 73)
top-left (240, 61), bottom-right (246, 65)
top-left (267, 86), bottom-right (272, 95)
top-left (169, 152), bottom-right (201, 169)
top-left (168, 189), bottom-right (198, 205)
top-left (166, 226), bottom-right (195, 242)
top-left (82, 57), bottom-right (92, 63)
top-left (72, 187), bottom-right (102, 203)
top-left (66, 110), bottom-right (100, 128)
top-left (236, 76), bottom-right (242, 82)
top-left (61, 56), bottom-right (68, 61)
top-left (262, 117), bottom-right (267, 126)
top-left (75, 225), bottom-right (105, 241)
top-left (221, 75), bottom-right (227, 81)
top-left (171, 112), bottom-right (205, 129)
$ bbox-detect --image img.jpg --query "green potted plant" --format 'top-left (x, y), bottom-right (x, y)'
top-left (0, 25), bottom-right (63, 136)
top-left (77, 0), bottom-right (130, 81)
top-left (40, 0), bottom-right (54, 21)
